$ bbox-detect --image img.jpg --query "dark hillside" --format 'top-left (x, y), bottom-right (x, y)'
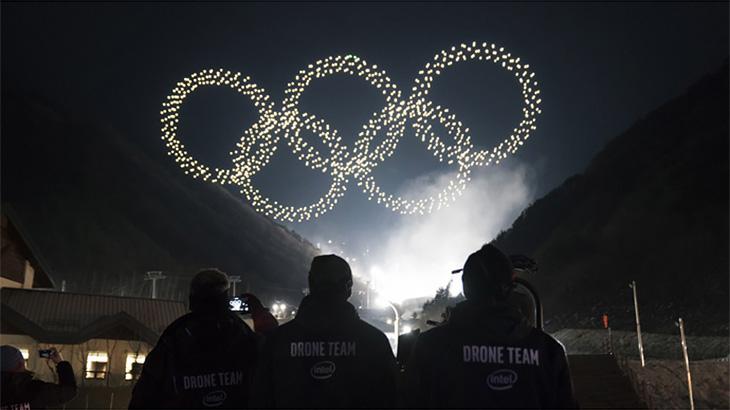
top-left (494, 63), bottom-right (729, 335)
top-left (1, 92), bottom-right (317, 302)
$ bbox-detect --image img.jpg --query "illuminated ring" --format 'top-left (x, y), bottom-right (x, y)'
top-left (411, 42), bottom-right (542, 166)
top-left (235, 111), bottom-right (350, 223)
top-left (353, 99), bottom-right (474, 214)
top-left (160, 69), bottom-right (277, 184)
top-left (160, 42), bottom-right (542, 222)
top-left (280, 54), bottom-right (401, 173)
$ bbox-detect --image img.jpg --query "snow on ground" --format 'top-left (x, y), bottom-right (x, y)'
top-left (552, 328), bottom-right (728, 360)
top-left (554, 328), bottom-right (729, 409)
top-left (625, 359), bottom-right (729, 410)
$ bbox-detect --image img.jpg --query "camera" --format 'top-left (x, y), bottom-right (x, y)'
top-left (39, 349), bottom-right (53, 358)
top-left (229, 296), bottom-right (251, 313)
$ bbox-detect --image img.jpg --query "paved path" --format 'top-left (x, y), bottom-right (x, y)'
top-left (569, 354), bottom-right (647, 409)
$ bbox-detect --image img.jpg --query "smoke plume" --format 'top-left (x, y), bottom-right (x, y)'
top-left (368, 164), bottom-right (534, 302)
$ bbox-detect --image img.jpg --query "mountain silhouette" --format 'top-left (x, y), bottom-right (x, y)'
top-left (1, 91), bottom-right (317, 302)
top-left (494, 63), bottom-right (729, 335)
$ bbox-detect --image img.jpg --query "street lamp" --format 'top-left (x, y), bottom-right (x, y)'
top-left (271, 302), bottom-right (288, 320)
top-left (376, 297), bottom-right (400, 353)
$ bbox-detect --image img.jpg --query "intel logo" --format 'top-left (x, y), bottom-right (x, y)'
top-left (310, 360), bottom-right (336, 379)
top-left (202, 390), bottom-right (227, 407)
top-left (487, 369), bottom-right (518, 390)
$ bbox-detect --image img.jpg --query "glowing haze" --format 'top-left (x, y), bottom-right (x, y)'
top-left (361, 165), bottom-right (533, 303)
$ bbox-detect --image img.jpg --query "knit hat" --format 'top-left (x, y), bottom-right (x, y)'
top-left (462, 244), bottom-right (514, 303)
top-left (308, 255), bottom-right (353, 299)
top-left (189, 268), bottom-right (230, 312)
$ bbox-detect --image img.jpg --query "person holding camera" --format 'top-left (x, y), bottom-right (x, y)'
top-left (251, 255), bottom-right (398, 408)
top-left (129, 268), bottom-right (260, 409)
top-left (240, 293), bottom-right (279, 335)
top-left (404, 244), bottom-right (578, 409)
top-left (1, 345), bottom-right (77, 410)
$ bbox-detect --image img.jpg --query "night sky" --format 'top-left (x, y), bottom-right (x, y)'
top-left (3, 2), bottom-right (728, 299)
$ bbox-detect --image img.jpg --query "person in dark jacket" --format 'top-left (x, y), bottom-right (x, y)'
top-left (405, 244), bottom-right (578, 409)
top-left (240, 293), bottom-right (279, 335)
top-left (129, 268), bottom-right (259, 409)
top-left (251, 255), bottom-right (398, 409)
top-left (1, 345), bottom-right (77, 410)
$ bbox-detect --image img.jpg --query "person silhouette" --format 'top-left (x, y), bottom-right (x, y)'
top-left (405, 244), bottom-right (578, 409)
top-left (1, 345), bottom-right (77, 410)
top-left (129, 268), bottom-right (259, 409)
top-left (250, 255), bottom-right (397, 408)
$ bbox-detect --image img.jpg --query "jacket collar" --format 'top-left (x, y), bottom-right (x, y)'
top-left (448, 299), bottom-right (532, 339)
top-left (293, 295), bottom-right (359, 330)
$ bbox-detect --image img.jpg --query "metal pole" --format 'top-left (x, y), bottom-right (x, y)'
top-left (608, 327), bottom-right (613, 355)
top-left (365, 281), bottom-right (371, 309)
top-left (229, 276), bottom-right (241, 296)
top-left (678, 318), bottom-right (695, 410)
top-left (144, 271), bottom-right (166, 299)
top-left (630, 281), bottom-right (646, 366)
top-left (388, 302), bottom-right (400, 354)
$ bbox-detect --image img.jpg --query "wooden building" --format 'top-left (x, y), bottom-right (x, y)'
top-left (1, 206), bottom-right (54, 289)
top-left (0, 287), bottom-right (186, 387)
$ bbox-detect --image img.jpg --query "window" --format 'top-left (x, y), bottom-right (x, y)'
top-left (125, 353), bottom-right (146, 381)
top-left (19, 348), bottom-right (29, 367)
top-left (85, 352), bottom-right (108, 379)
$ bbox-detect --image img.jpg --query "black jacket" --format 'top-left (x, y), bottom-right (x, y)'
top-left (128, 310), bottom-right (259, 409)
top-left (405, 300), bottom-right (578, 409)
top-left (251, 295), bottom-right (398, 408)
top-left (1, 361), bottom-right (77, 410)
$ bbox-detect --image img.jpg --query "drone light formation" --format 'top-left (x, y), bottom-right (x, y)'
top-left (160, 42), bottom-right (542, 222)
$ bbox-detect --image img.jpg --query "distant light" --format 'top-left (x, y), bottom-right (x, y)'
top-left (279, 303), bottom-right (287, 312)
top-left (386, 318), bottom-right (393, 325)
top-left (402, 325), bottom-right (412, 334)
top-left (375, 297), bottom-right (390, 308)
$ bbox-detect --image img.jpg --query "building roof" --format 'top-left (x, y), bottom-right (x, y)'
top-left (0, 288), bottom-right (187, 345)
top-left (1, 204), bottom-right (55, 288)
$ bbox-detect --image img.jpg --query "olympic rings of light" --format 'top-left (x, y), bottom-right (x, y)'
top-left (160, 42), bottom-right (542, 222)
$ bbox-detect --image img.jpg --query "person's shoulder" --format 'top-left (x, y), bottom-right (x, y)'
top-left (415, 324), bottom-right (451, 347)
top-left (262, 319), bottom-right (300, 342)
top-left (159, 312), bottom-right (195, 339)
top-left (355, 318), bottom-right (389, 340)
top-left (533, 329), bottom-right (568, 354)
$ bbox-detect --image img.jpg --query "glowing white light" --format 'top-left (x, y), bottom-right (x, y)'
top-left (386, 318), bottom-right (393, 325)
top-left (374, 297), bottom-right (390, 308)
top-left (279, 303), bottom-right (287, 312)
top-left (449, 275), bottom-right (464, 297)
top-left (161, 43), bottom-right (542, 222)
top-left (125, 354), bottom-right (146, 380)
top-left (402, 325), bottom-right (413, 334)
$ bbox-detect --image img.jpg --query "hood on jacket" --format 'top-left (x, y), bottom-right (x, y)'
top-left (448, 299), bottom-right (532, 340)
top-left (293, 295), bottom-right (359, 331)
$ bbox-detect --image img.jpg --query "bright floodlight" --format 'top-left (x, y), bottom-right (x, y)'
top-left (386, 318), bottom-right (393, 325)
top-left (279, 303), bottom-right (287, 311)
top-left (375, 297), bottom-right (390, 308)
top-left (402, 325), bottom-right (412, 334)
top-left (271, 304), bottom-right (279, 312)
